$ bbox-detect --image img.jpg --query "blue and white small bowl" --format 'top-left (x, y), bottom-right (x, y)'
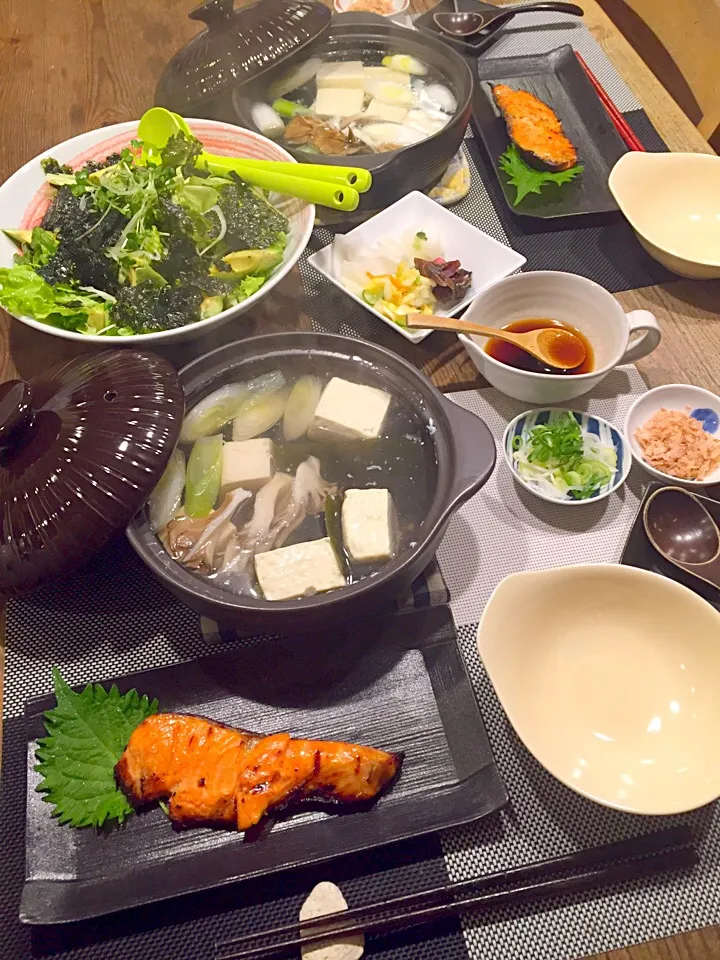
top-left (624, 384), bottom-right (720, 487)
top-left (502, 408), bottom-right (630, 506)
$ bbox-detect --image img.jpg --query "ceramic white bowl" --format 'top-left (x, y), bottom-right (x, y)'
top-left (458, 271), bottom-right (662, 403)
top-left (334, 0), bottom-right (409, 16)
top-left (609, 152), bottom-right (720, 280)
top-left (0, 120), bottom-right (315, 344)
top-left (477, 563), bottom-right (720, 815)
top-left (308, 190), bottom-right (526, 343)
top-left (624, 383), bottom-right (720, 487)
top-left (502, 408), bottom-right (630, 506)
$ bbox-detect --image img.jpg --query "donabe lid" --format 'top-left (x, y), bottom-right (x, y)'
top-left (0, 350), bottom-right (183, 599)
top-left (155, 0), bottom-right (331, 115)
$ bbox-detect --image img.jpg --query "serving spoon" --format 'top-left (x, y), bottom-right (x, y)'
top-left (433, 1), bottom-right (584, 39)
top-left (643, 486), bottom-right (720, 590)
top-left (407, 313), bottom-right (587, 371)
top-left (135, 107), bottom-right (368, 212)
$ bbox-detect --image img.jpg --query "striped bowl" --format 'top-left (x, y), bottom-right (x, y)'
top-left (0, 119), bottom-right (315, 345)
top-left (502, 408), bottom-right (630, 506)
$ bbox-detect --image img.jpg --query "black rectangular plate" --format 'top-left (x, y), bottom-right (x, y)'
top-left (620, 482), bottom-right (720, 611)
top-left (20, 605), bottom-right (507, 925)
top-left (471, 44), bottom-right (627, 218)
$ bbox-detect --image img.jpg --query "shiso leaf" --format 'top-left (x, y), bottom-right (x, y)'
top-left (498, 144), bottom-right (584, 206)
top-left (34, 669), bottom-right (158, 828)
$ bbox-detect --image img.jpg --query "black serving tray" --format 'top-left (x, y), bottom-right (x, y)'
top-left (20, 605), bottom-right (507, 925)
top-left (620, 482), bottom-right (720, 611)
top-left (471, 44), bottom-right (627, 218)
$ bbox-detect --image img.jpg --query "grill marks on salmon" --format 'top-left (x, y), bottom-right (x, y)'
top-left (492, 84), bottom-right (578, 172)
top-left (115, 714), bottom-right (403, 830)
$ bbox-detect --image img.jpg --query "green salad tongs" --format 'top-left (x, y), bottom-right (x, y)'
top-left (137, 108), bottom-right (372, 213)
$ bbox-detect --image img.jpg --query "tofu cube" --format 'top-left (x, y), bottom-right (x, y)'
top-left (316, 62), bottom-right (366, 89)
top-left (308, 378), bottom-right (392, 441)
top-left (254, 538), bottom-right (345, 601)
top-left (365, 80), bottom-right (413, 107)
top-left (365, 98), bottom-right (409, 124)
top-left (314, 87), bottom-right (365, 119)
top-left (220, 438), bottom-right (275, 497)
top-left (342, 488), bottom-right (398, 564)
top-left (364, 66), bottom-right (411, 87)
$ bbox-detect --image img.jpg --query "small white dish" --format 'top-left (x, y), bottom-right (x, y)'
top-left (609, 152), bottom-right (720, 280)
top-left (624, 383), bottom-right (720, 487)
top-left (333, 0), bottom-right (409, 18)
top-left (477, 564), bottom-right (720, 815)
top-left (308, 191), bottom-right (526, 344)
top-left (503, 408), bottom-right (630, 506)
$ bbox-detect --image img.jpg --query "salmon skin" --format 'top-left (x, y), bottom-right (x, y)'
top-left (492, 84), bottom-right (578, 172)
top-left (115, 713), bottom-right (403, 831)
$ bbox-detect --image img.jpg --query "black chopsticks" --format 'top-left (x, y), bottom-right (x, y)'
top-left (215, 826), bottom-right (697, 959)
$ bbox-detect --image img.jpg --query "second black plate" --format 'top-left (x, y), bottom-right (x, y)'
top-left (20, 605), bottom-right (507, 925)
top-left (472, 44), bottom-right (627, 218)
top-left (620, 482), bottom-right (720, 611)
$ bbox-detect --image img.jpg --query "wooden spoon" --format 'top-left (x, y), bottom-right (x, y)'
top-left (407, 313), bottom-right (587, 371)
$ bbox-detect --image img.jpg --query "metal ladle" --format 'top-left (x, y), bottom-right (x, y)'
top-left (433, 1), bottom-right (584, 39)
top-left (643, 486), bottom-right (720, 590)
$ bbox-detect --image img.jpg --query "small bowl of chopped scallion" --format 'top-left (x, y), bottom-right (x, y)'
top-left (502, 408), bottom-right (630, 505)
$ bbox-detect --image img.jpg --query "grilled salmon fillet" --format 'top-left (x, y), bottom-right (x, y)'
top-left (492, 84), bottom-right (578, 172)
top-left (115, 713), bottom-right (402, 831)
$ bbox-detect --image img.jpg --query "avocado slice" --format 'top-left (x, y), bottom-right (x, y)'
top-left (3, 229), bottom-right (34, 247)
top-left (222, 247), bottom-right (283, 278)
top-left (200, 294), bottom-right (225, 320)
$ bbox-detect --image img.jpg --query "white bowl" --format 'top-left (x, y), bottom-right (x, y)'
top-left (0, 120), bottom-right (315, 344)
top-left (624, 383), bottom-right (720, 487)
top-left (502, 408), bottom-right (630, 506)
top-left (308, 190), bottom-right (526, 344)
top-left (334, 0), bottom-right (409, 15)
top-left (477, 563), bottom-right (720, 815)
top-left (608, 152), bottom-right (720, 280)
top-left (458, 271), bottom-right (661, 404)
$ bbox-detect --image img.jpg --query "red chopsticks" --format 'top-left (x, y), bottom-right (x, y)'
top-left (575, 51), bottom-right (646, 151)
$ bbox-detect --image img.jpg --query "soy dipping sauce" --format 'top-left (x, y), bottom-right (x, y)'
top-left (484, 318), bottom-right (595, 376)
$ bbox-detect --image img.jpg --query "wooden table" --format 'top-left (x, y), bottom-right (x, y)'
top-left (0, 2), bottom-right (718, 957)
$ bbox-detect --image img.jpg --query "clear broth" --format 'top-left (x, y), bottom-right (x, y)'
top-left (484, 318), bottom-right (595, 376)
top-left (178, 356), bottom-right (438, 599)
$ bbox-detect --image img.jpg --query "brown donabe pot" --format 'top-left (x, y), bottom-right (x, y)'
top-left (127, 332), bottom-right (495, 633)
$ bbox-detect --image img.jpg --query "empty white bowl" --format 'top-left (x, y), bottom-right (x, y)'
top-left (609, 152), bottom-right (720, 279)
top-left (502, 408), bottom-right (630, 506)
top-left (477, 564), bottom-right (720, 815)
top-left (308, 190), bottom-right (526, 344)
top-left (624, 383), bottom-right (720, 487)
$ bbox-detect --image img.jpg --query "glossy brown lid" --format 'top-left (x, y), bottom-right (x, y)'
top-left (0, 351), bottom-right (183, 599)
top-left (155, 0), bottom-right (331, 115)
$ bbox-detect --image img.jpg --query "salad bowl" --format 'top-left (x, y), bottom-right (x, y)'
top-left (0, 119), bottom-right (315, 344)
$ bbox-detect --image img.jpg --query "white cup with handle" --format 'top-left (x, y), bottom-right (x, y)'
top-left (459, 271), bottom-right (661, 404)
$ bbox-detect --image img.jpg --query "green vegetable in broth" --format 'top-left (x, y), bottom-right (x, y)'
top-left (232, 388), bottom-right (288, 442)
top-left (185, 434), bottom-right (223, 517)
top-left (180, 383), bottom-right (249, 444)
top-left (283, 375), bottom-right (322, 441)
